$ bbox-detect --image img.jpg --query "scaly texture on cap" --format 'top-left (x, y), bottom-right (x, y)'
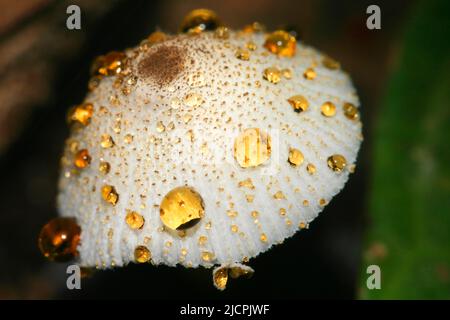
top-left (57, 19), bottom-right (362, 279)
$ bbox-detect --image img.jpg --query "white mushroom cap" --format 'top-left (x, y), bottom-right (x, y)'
top-left (58, 26), bottom-right (362, 275)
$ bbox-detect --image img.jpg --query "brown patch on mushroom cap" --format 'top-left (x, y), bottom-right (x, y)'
top-left (138, 45), bottom-right (186, 87)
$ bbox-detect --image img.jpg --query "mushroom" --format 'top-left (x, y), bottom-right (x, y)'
top-left (38, 8), bottom-right (362, 290)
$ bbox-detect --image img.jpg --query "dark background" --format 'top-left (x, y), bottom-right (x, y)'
top-left (0, 0), bottom-right (415, 299)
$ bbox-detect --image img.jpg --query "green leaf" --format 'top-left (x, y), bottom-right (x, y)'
top-left (360, 0), bottom-right (450, 299)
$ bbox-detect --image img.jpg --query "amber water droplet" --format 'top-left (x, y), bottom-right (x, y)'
top-left (214, 267), bottom-right (229, 290)
top-left (214, 26), bottom-right (229, 39)
top-left (238, 178), bottom-right (255, 189)
top-left (135, 245), bottom-right (151, 263)
top-left (99, 161), bottom-right (110, 174)
top-left (260, 233), bottom-right (268, 242)
top-left (147, 31), bottom-right (167, 44)
top-left (288, 148), bottom-right (304, 166)
top-left (235, 48), bottom-right (250, 61)
top-left (303, 67), bottom-right (316, 80)
top-left (306, 163), bottom-right (316, 175)
top-left (126, 211), bottom-right (145, 230)
top-left (156, 121), bottom-right (166, 133)
top-left (274, 191), bottom-right (286, 200)
top-left (327, 154), bottom-right (347, 172)
top-left (201, 251), bottom-right (214, 262)
top-left (282, 68), bottom-right (292, 79)
top-left (198, 235), bottom-right (208, 246)
top-left (101, 185), bottom-right (119, 205)
top-left (287, 95), bottom-right (309, 112)
top-left (246, 41), bottom-right (257, 51)
top-left (38, 217), bottom-right (80, 262)
top-left (321, 101), bottom-right (336, 117)
top-left (262, 67), bottom-right (281, 84)
top-left (101, 134), bottom-right (115, 148)
top-left (343, 102), bottom-right (359, 120)
top-left (234, 128), bottom-right (271, 168)
top-left (124, 134), bottom-right (134, 144)
top-left (160, 186), bottom-right (205, 230)
top-left (74, 149), bottom-right (91, 168)
top-left (184, 93), bottom-right (204, 107)
top-left (322, 55), bottom-right (340, 70)
top-left (91, 51), bottom-right (127, 76)
top-left (264, 30), bottom-right (296, 57)
top-left (68, 103), bottom-right (94, 126)
top-left (229, 266), bottom-right (254, 279)
top-left (242, 22), bottom-right (265, 33)
top-left (180, 9), bottom-right (221, 34)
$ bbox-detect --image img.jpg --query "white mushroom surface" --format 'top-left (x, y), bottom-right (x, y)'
top-left (58, 28), bottom-right (362, 276)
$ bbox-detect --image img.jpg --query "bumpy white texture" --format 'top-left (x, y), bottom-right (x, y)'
top-left (58, 31), bottom-right (362, 269)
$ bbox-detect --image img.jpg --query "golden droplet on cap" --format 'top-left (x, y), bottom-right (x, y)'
top-left (159, 186), bottom-right (205, 230)
top-left (74, 149), bottom-right (91, 168)
top-left (147, 31), bottom-right (167, 44)
top-left (273, 191), bottom-right (286, 200)
top-left (229, 265), bottom-right (254, 279)
top-left (303, 67), bottom-right (316, 80)
top-left (322, 55), bottom-right (340, 70)
top-left (242, 21), bottom-right (266, 33)
top-left (213, 267), bottom-right (229, 290)
top-left (262, 67), bottom-right (281, 84)
top-left (91, 51), bottom-right (127, 76)
top-left (287, 95), bottom-right (309, 112)
top-left (246, 41), bottom-right (257, 51)
top-left (180, 9), bottom-right (221, 34)
top-left (260, 233), bottom-right (268, 242)
top-left (234, 128), bottom-right (271, 168)
top-left (202, 251), bottom-right (214, 262)
top-left (38, 217), bottom-right (81, 262)
top-left (282, 68), bottom-right (292, 79)
top-left (321, 101), bottom-right (336, 117)
top-left (134, 245), bottom-right (151, 263)
top-left (238, 178), bottom-right (255, 189)
top-left (101, 185), bottom-right (119, 205)
top-left (343, 102), bottom-right (359, 120)
top-left (214, 26), bottom-right (229, 39)
top-left (99, 161), bottom-right (110, 174)
top-left (124, 134), bottom-right (133, 144)
top-left (264, 30), bottom-right (296, 57)
top-left (306, 163), bottom-right (316, 175)
top-left (327, 154), bottom-right (347, 172)
top-left (125, 210), bottom-right (145, 230)
top-left (198, 235), bottom-right (208, 246)
top-left (68, 103), bottom-right (94, 126)
top-left (100, 134), bottom-right (115, 148)
top-left (288, 148), bottom-right (304, 166)
top-left (235, 48), bottom-right (250, 61)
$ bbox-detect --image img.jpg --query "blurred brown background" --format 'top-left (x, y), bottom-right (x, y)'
top-left (0, 0), bottom-right (412, 299)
